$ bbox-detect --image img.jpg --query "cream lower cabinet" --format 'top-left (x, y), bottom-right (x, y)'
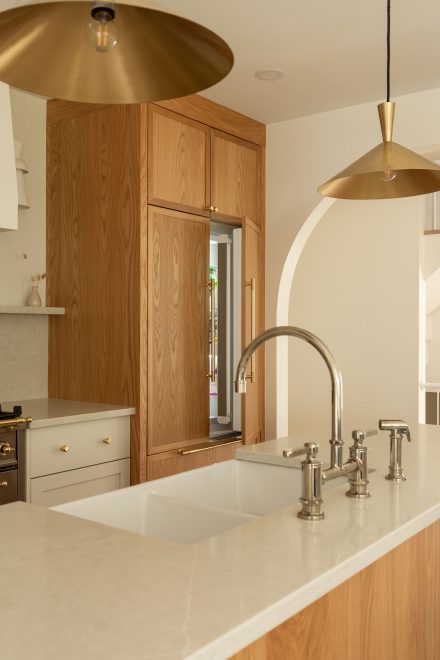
top-left (27, 416), bottom-right (131, 507)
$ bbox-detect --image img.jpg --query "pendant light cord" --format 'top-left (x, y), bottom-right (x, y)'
top-left (387, 0), bottom-right (391, 101)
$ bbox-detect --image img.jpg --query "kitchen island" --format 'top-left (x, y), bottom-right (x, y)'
top-left (2, 423), bottom-right (440, 659)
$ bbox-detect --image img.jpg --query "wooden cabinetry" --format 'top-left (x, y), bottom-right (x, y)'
top-left (148, 206), bottom-right (209, 454)
top-left (148, 105), bottom-right (262, 226)
top-left (211, 131), bottom-right (261, 226)
top-left (47, 94), bottom-right (265, 483)
top-left (148, 105), bottom-right (210, 216)
top-left (27, 416), bottom-right (131, 506)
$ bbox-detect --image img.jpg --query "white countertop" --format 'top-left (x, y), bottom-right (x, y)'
top-left (0, 398), bottom-right (135, 427)
top-left (2, 423), bottom-right (440, 659)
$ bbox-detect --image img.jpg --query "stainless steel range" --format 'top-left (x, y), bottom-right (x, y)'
top-left (0, 406), bottom-right (32, 504)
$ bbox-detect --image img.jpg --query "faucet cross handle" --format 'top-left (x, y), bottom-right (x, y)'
top-left (379, 419), bottom-right (411, 481)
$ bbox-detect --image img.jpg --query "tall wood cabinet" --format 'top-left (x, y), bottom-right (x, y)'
top-left (47, 95), bottom-right (265, 483)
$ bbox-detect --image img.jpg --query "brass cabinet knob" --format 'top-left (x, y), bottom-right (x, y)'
top-left (206, 205), bottom-right (219, 212)
top-left (59, 445), bottom-right (70, 453)
top-left (0, 480), bottom-right (8, 488)
top-left (0, 442), bottom-right (13, 455)
top-left (102, 437), bottom-right (112, 445)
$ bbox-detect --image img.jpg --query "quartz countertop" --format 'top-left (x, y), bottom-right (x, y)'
top-left (2, 423), bottom-right (440, 659)
top-left (0, 398), bottom-right (135, 428)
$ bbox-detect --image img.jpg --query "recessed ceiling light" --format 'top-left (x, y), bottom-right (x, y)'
top-left (255, 68), bottom-right (286, 81)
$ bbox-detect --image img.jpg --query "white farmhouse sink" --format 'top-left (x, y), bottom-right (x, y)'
top-left (53, 459), bottom-right (330, 544)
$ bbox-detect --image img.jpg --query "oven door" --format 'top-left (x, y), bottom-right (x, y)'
top-left (0, 469), bottom-right (17, 505)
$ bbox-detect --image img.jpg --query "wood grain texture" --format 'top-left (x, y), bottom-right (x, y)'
top-left (211, 130), bottom-right (262, 227)
top-left (242, 218), bottom-right (263, 445)
top-left (231, 520), bottom-right (440, 660)
top-left (47, 99), bottom-right (112, 125)
top-left (47, 104), bottom-right (147, 483)
top-left (148, 105), bottom-right (211, 216)
top-left (147, 442), bottom-right (237, 480)
top-left (147, 206), bottom-right (209, 454)
top-left (153, 94), bottom-right (266, 146)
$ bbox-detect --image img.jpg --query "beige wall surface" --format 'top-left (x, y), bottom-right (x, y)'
top-left (287, 197), bottom-right (422, 434)
top-left (0, 89), bottom-right (47, 402)
top-left (266, 87), bottom-right (440, 438)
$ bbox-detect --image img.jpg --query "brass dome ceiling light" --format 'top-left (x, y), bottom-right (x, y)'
top-left (0, 1), bottom-right (233, 104)
top-left (318, 0), bottom-right (440, 200)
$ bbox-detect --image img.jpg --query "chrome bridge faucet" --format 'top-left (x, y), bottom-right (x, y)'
top-left (235, 326), bottom-right (372, 520)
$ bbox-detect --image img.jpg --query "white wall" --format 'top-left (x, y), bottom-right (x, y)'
top-left (0, 89), bottom-right (47, 402)
top-left (287, 197), bottom-right (422, 434)
top-left (266, 86), bottom-right (440, 439)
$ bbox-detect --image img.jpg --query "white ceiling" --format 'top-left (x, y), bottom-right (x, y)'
top-left (150, 0), bottom-right (440, 124)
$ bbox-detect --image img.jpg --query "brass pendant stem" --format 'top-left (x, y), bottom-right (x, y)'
top-left (378, 101), bottom-right (395, 142)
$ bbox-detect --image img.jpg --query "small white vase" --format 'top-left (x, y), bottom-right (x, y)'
top-left (26, 285), bottom-right (42, 307)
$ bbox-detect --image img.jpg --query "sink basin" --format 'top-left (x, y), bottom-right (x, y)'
top-left (53, 459), bottom-right (338, 544)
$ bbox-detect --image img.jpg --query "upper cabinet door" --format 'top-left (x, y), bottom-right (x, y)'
top-left (148, 105), bottom-right (211, 216)
top-left (211, 130), bottom-right (261, 226)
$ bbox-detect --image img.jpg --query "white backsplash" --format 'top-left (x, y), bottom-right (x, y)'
top-left (0, 315), bottom-right (48, 401)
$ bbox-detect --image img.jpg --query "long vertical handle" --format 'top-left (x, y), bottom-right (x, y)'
top-left (210, 277), bottom-right (216, 383)
top-left (245, 277), bottom-right (256, 383)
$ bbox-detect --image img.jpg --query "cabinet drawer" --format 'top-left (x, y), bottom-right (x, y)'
top-left (29, 417), bottom-right (130, 478)
top-left (31, 459), bottom-right (130, 507)
top-left (147, 438), bottom-right (241, 480)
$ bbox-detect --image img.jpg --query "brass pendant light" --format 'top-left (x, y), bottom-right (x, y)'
top-left (0, 2), bottom-right (233, 104)
top-left (318, 0), bottom-right (440, 200)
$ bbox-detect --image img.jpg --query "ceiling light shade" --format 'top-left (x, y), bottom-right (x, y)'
top-left (318, 101), bottom-right (440, 200)
top-left (0, 2), bottom-right (234, 104)
top-left (319, 0), bottom-right (440, 200)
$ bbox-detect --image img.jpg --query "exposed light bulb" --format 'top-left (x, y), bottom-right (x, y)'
top-left (87, 3), bottom-right (118, 53)
top-left (380, 169), bottom-right (397, 183)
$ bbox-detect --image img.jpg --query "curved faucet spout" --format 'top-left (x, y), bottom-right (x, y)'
top-left (235, 325), bottom-right (344, 469)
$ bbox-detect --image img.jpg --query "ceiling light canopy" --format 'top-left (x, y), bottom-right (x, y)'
top-left (318, 0), bottom-right (440, 200)
top-left (0, 1), bottom-right (234, 104)
top-left (255, 68), bottom-right (286, 81)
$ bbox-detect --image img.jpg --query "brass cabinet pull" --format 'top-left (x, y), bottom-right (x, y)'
top-left (208, 277), bottom-right (216, 383)
top-left (178, 437), bottom-right (242, 456)
top-left (59, 445), bottom-right (70, 453)
top-left (245, 277), bottom-right (256, 383)
top-left (102, 436), bottom-right (112, 445)
top-left (206, 205), bottom-right (219, 212)
top-left (0, 481), bottom-right (8, 488)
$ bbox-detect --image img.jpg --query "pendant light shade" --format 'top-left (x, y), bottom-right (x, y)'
top-left (318, 102), bottom-right (440, 200)
top-left (0, 2), bottom-right (234, 104)
top-left (319, 1), bottom-right (440, 200)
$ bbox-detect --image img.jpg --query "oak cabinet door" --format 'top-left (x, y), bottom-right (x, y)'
top-left (211, 130), bottom-right (261, 226)
top-left (148, 105), bottom-right (210, 216)
top-left (242, 218), bottom-right (263, 445)
top-left (147, 441), bottom-right (240, 480)
top-left (148, 206), bottom-right (210, 454)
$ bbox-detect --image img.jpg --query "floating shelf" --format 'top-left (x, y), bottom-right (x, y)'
top-left (0, 306), bottom-right (65, 315)
top-left (424, 230), bottom-right (440, 235)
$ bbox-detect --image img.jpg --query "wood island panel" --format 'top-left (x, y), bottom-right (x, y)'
top-left (231, 520), bottom-right (440, 660)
